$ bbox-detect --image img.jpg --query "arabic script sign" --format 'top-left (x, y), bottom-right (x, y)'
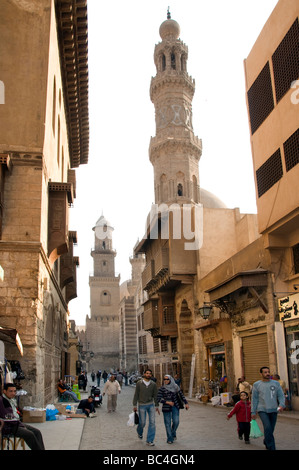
top-left (278, 293), bottom-right (299, 321)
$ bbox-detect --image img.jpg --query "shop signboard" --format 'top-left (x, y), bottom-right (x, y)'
top-left (278, 293), bottom-right (299, 321)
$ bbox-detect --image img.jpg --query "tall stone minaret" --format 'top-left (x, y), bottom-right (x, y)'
top-left (86, 215), bottom-right (120, 371)
top-left (149, 11), bottom-right (202, 206)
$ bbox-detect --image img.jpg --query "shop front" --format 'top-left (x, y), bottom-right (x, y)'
top-left (278, 293), bottom-right (299, 410)
top-left (207, 343), bottom-right (227, 394)
top-left (199, 319), bottom-right (233, 395)
top-left (0, 326), bottom-right (24, 394)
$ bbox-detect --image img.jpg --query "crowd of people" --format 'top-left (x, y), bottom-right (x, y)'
top-left (0, 365), bottom-right (288, 450)
top-left (130, 366), bottom-right (286, 449)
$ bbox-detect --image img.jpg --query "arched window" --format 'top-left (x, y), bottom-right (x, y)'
top-left (171, 52), bottom-right (176, 70)
top-left (181, 54), bottom-right (187, 72)
top-left (102, 260), bottom-right (108, 272)
top-left (177, 183), bottom-right (183, 196)
top-left (162, 54), bottom-right (166, 71)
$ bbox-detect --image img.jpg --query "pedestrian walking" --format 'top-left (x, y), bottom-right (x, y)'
top-left (174, 374), bottom-right (181, 388)
top-left (103, 375), bottom-right (121, 412)
top-left (157, 374), bottom-right (189, 444)
top-left (251, 366), bottom-right (285, 450)
top-left (96, 370), bottom-right (102, 387)
top-left (123, 371), bottom-right (128, 386)
top-left (102, 370), bottom-right (108, 383)
top-left (227, 391), bottom-right (251, 444)
top-left (116, 371), bottom-right (123, 388)
top-left (79, 371), bottom-right (88, 391)
top-left (239, 376), bottom-right (252, 398)
top-left (133, 369), bottom-right (160, 446)
top-left (91, 370), bottom-right (95, 383)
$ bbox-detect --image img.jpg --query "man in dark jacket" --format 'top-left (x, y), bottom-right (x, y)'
top-left (76, 396), bottom-right (96, 417)
top-left (0, 383), bottom-right (45, 450)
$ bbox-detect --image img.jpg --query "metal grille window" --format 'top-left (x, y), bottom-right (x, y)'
top-left (163, 306), bottom-right (175, 324)
top-left (138, 335), bottom-right (147, 354)
top-left (170, 337), bottom-right (177, 353)
top-left (293, 243), bottom-right (299, 274)
top-left (153, 337), bottom-right (160, 353)
top-left (272, 19), bottom-right (299, 103)
top-left (161, 338), bottom-right (168, 352)
top-left (284, 128), bottom-right (299, 172)
top-left (142, 335), bottom-right (147, 354)
top-left (247, 62), bottom-right (274, 134)
top-left (256, 148), bottom-right (283, 197)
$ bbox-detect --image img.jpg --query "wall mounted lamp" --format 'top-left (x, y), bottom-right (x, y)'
top-left (195, 298), bottom-right (236, 318)
top-left (196, 303), bottom-right (214, 320)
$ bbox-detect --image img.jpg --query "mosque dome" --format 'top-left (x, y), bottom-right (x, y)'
top-left (200, 188), bottom-right (227, 209)
top-left (159, 18), bottom-right (180, 40)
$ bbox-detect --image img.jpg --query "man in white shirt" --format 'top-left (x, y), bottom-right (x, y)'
top-left (103, 374), bottom-right (121, 412)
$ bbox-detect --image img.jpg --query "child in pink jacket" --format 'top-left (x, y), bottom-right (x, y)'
top-left (227, 391), bottom-right (251, 444)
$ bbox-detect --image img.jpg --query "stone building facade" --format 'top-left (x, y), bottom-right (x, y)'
top-left (0, 0), bottom-right (89, 406)
top-left (119, 253), bottom-right (145, 373)
top-left (243, 0), bottom-right (299, 409)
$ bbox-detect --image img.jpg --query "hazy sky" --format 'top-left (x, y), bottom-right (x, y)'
top-left (69, 0), bottom-right (278, 325)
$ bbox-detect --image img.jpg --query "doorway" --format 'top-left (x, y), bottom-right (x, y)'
top-left (208, 344), bottom-right (227, 394)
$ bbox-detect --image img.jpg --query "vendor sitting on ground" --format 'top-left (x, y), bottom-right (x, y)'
top-left (0, 383), bottom-right (45, 450)
top-left (57, 379), bottom-right (79, 402)
top-left (76, 396), bottom-right (96, 417)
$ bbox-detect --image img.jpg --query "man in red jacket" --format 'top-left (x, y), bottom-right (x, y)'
top-left (227, 391), bottom-right (251, 444)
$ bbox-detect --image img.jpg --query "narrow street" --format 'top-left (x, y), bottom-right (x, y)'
top-left (79, 380), bottom-right (299, 451)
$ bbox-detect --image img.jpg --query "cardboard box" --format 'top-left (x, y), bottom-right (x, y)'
top-left (56, 404), bottom-right (77, 415)
top-left (220, 392), bottom-right (232, 405)
top-left (22, 409), bottom-right (46, 423)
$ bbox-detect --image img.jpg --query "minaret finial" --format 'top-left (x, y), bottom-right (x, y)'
top-left (167, 7), bottom-right (171, 19)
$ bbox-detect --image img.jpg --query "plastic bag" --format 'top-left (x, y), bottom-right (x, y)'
top-left (127, 412), bottom-right (135, 427)
top-left (46, 409), bottom-right (58, 421)
top-left (249, 419), bottom-right (263, 438)
top-left (211, 396), bottom-right (221, 406)
top-left (46, 404), bottom-right (59, 421)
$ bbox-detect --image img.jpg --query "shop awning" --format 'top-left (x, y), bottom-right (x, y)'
top-left (0, 327), bottom-right (23, 356)
top-left (205, 269), bottom-right (268, 301)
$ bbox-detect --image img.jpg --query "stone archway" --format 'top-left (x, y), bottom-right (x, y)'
top-left (178, 300), bottom-right (194, 394)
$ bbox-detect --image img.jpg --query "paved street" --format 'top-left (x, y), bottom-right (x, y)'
top-left (79, 381), bottom-right (299, 451)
